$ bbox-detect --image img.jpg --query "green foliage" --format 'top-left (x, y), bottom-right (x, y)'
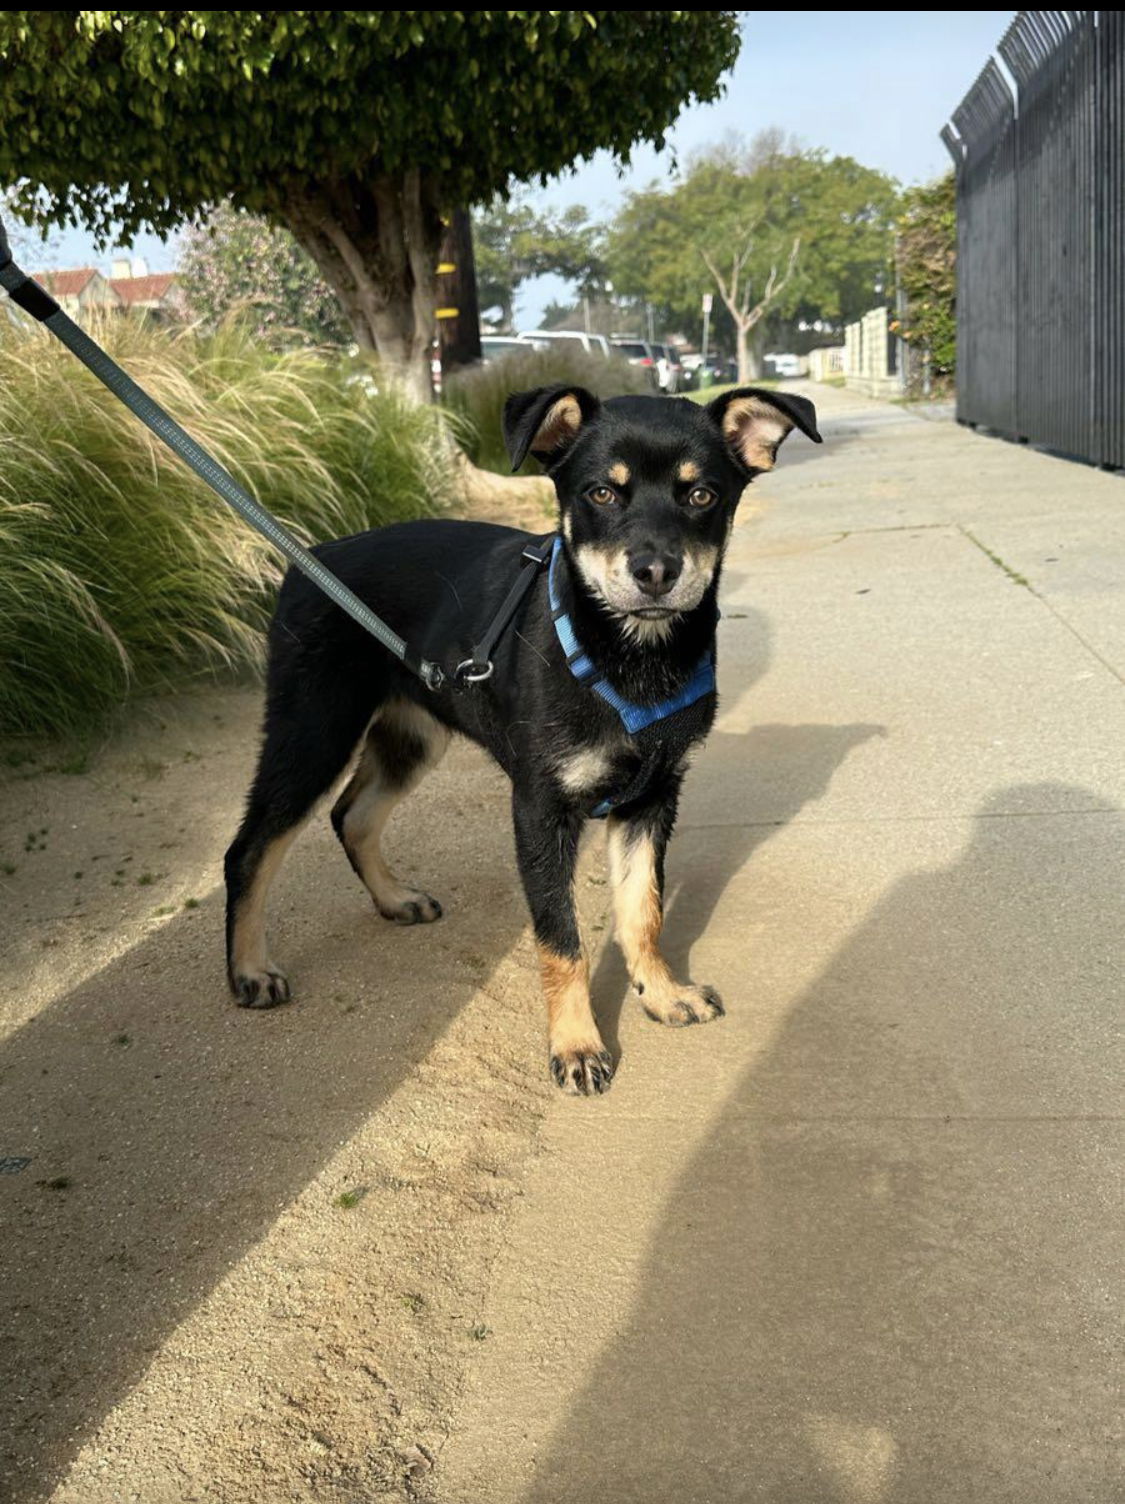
top-left (179, 203), bottom-right (349, 349)
top-left (684, 380), bottom-right (777, 405)
top-left (607, 132), bottom-right (899, 343)
top-left (0, 317), bottom-right (451, 740)
top-left (894, 172), bottom-right (956, 378)
top-left (443, 347), bottom-right (653, 475)
top-left (539, 299), bottom-right (582, 331)
top-left (0, 12), bottom-right (740, 241)
top-left (474, 195), bottom-right (606, 331)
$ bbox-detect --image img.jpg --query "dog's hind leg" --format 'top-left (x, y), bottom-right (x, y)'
top-left (225, 691), bottom-right (373, 1008)
top-left (330, 697), bottom-right (450, 924)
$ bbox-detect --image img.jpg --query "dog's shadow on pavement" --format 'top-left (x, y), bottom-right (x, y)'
top-left (591, 720), bottom-right (886, 1061)
top-left (529, 781), bottom-right (1122, 1502)
top-left (0, 752), bottom-right (529, 1503)
top-left (590, 594), bottom-right (886, 1060)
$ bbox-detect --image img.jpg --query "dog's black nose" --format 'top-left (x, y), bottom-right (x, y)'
top-left (630, 553), bottom-right (682, 598)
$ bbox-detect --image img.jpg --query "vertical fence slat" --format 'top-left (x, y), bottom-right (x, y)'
top-left (1095, 11), bottom-right (1125, 466)
top-left (951, 59), bottom-right (1018, 436)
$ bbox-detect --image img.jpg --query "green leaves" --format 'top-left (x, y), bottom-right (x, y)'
top-left (178, 203), bottom-right (351, 350)
top-left (0, 11), bottom-right (741, 243)
top-left (895, 172), bottom-right (956, 375)
top-left (606, 132), bottom-right (900, 342)
top-left (0, 11), bottom-right (739, 393)
top-left (474, 195), bottom-right (606, 328)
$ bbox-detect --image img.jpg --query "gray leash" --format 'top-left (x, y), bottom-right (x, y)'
top-left (0, 213), bottom-right (445, 691)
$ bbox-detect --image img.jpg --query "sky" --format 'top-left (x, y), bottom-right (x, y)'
top-left (27, 10), bottom-right (1014, 326)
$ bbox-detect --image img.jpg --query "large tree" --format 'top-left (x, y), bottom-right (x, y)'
top-left (0, 10), bottom-right (740, 400)
top-left (608, 133), bottom-right (898, 379)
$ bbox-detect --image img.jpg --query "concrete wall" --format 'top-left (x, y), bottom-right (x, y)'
top-left (842, 306), bottom-right (903, 399)
top-left (808, 346), bottom-right (845, 381)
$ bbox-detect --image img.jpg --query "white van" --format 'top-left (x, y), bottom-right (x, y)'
top-left (516, 330), bottom-right (612, 358)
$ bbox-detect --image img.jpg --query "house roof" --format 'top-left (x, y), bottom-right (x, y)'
top-left (110, 272), bottom-right (179, 305)
top-left (33, 267), bottom-right (102, 298)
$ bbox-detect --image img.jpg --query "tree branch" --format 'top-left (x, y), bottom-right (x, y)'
top-left (743, 234), bottom-right (801, 332)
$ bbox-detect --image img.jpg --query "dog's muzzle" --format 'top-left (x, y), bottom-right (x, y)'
top-left (629, 552), bottom-right (681, 599)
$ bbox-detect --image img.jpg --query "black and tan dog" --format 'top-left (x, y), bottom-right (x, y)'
top-left (224, 384), bottom-right (820, 1093)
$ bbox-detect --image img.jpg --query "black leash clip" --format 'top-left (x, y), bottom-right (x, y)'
top-left (454, 536), bottom-right (555, 687)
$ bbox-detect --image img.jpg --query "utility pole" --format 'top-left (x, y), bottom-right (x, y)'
top-left (436, 208), bottom-right (482, 380)
top-left (701, 291), bottom-right (712, 366)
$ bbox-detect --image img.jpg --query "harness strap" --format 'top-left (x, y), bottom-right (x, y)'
top-left (546, 537), bottom-right (717, 818)
top-left (455, 536), bottom-right (555, 682)
top-left (547, 537), bottom-right (715, 734)
top-left (0, 219), bottom-right (445, 691)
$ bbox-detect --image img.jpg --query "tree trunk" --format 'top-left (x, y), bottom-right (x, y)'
top-left (735, 321), bottom-right (751, 384)
top-left (735, 320), bottom-right (766, 384)
top-left (285, 171), bottom-right (554, 515)
top-left (437, 208), bottom-right (483, 379)
top-left (748, 322), bottom-right (766, 381)
top-left (286, 170), bottom-right (443, 403)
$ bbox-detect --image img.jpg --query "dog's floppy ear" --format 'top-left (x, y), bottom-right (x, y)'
top-left (705, 387), bottom-right (822, 472)
top-left (502, 385), bottom-right (601, 472)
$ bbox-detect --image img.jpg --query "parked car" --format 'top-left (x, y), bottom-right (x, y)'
top-left (679, 352), bottom-right (726, 391)
top-left (653, 342), bottom-right (683, 394)
top-left (763, 352), bottom-right (805, 379)
top-left (516, 329), bottom-right (611, 358)
top-left (480, 335), bottom-right (546, 363)
top-left (608, 337), bottom-right (659, 389)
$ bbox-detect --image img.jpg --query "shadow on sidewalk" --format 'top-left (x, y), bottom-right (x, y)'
top-left (530, 784), bottom-right (1122, 1503)
top-left (0, 763), bottom-right (528, 1503)
top-left (592, 720), bottom-right (887, 1060)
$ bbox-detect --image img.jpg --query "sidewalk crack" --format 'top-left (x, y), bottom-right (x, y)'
top-left (958, 524), bottom-right (1125, 685)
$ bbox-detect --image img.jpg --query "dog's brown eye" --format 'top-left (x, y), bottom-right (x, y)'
top-left (688, 486), bottom-right (716, 509)
top-left (586, 485), bottom-right (616, 506)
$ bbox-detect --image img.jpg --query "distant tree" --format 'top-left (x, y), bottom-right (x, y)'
top-left (179, 205), bottom-right (349, 349)
top-left (893, 172), bottom-right (956, 384)
top-left (1, 186), bottom-right (60, 265)
top-left (474, 197), bottom-right (606, 331)
top-left (0, 11), bottom-right (740, 401)
top-left (539, 298), bottom-right (581, 330)
top-left (608, 132), bottom-right (899, 379)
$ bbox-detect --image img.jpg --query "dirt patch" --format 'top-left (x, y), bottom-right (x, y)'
top-left (0, 460), bottom-right (570, 1501)
top-left (0, 680), bottom-right (608, 1502)
top-left (453, 453), bottom-right (556, 533)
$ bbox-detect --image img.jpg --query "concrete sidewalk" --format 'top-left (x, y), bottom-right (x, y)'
top-left (437, 384), bottom-right (1124, 1503)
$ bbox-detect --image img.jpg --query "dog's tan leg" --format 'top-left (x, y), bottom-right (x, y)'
top-left (607, 816), bottom-right (723, 1026)
top-left (539, 944), bottom-right (613, 1095)
top-left (511, 787), bottom-right (613, 1094)
top-left (228, 823), bottom-right (305, 1006)
top-left (331, 699), bottom-right (449, 923)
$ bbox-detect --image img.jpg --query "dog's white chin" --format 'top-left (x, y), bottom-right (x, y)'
top-left (618, 610), bottom-right (681, 646)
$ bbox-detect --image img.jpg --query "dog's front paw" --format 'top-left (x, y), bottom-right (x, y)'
top-left (232, 966), bottom-right (291, 1009)
top-left (549, 1042), bottom-right (615, 1096)
top-left (640, 983), bottom-right (724, 1028)
top-left (377, 887), bottom-right (443, 925)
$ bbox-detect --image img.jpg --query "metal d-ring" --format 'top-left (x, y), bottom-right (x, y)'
top-left (455, 658), bottom-right (494, 684)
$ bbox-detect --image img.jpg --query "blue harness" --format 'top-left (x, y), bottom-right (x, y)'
top-left (547, 536), bottom-right (716, 816)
